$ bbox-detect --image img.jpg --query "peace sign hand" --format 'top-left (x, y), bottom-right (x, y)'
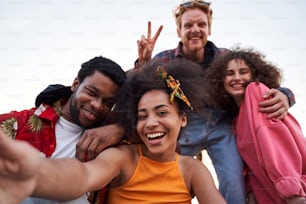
top-left (137, 21), bottom-right (163, 66)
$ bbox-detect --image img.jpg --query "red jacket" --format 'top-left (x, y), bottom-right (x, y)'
top-left (0, 103), bottom-right (61, 157)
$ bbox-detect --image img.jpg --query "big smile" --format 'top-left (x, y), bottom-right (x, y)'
top-left (231, 83), bottom-right (245, 89)
top-left (82, 107), bottom-right (97, 120)
top-left (146, 132), bottom-right (165, 141)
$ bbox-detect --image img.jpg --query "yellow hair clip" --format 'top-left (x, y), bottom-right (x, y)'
top-left (157, 66), bottom-right (193, 110)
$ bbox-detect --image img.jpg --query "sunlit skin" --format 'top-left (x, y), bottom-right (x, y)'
top-left (136, 90), bottom-right (187, 162)
top-left (61, 71), bottom-right (120, 128)
top-left (177, 8), bottom-right (210, 63)
top-left (224, 59), bottom-right (252, 106)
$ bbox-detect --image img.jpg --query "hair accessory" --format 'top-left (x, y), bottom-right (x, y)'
top-left (157, 66), bottom-right (193, 110)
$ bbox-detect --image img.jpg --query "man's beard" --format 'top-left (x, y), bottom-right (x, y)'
top-left (68, 94), bottom-right (106, 129)
top-left (69, 94), bottom-right (84, 128)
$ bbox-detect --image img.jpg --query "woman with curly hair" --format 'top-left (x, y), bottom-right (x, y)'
top-left (205, 47), bottom-right (306, 204)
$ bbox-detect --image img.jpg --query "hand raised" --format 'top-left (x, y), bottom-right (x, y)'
top-left (137, 21), bottom-right (163, 65)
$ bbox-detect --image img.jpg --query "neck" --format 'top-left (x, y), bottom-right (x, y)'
top-left (60, 100), bottom-right (73, 122)
top-left (183, 47), bottom-right (205, 63)
top-left (141, 145), bottom-right (176, 162)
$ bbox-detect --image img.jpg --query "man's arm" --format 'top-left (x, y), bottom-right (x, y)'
top-left (76, 123), bottom-right (125, 161)
top-left (259, 87), bottom-right (295, 119)
top-left (278, 87), bottom-right (296, 107)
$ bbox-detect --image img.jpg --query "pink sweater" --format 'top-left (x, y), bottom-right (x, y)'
top-left (235, 82), bottom-right (306, 203)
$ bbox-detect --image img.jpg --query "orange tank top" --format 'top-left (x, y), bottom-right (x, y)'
top-left (106, 145), bottom-right (191, 204)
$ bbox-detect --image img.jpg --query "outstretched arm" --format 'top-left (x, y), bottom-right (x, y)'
top-left (0, 128), bottom-right (41, 204)
top-left (0, 128), bottom-right (122, 203)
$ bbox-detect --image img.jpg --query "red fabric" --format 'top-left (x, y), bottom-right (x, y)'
top-left (88, 188), bottom-right (107, 204)
top-left (235, 82), bottom-right (306, 203)
top-left (0, 104), bottom-right (59, 157)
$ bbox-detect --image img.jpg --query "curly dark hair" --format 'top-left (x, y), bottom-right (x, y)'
top-left (204, 47), bottom-right (282, 116)
top-left (78, 56), bottom-right (126, 86)
top-left (113, 58), bottom-right (208, 141)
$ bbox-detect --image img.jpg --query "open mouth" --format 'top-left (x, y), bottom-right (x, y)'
top-left (146, 132), bottom-right (165, 141)
top-left (82, 107), bottom-right (97, 121)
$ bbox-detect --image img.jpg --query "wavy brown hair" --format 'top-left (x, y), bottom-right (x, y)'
top-left (204, 47), bottom-right (282, 116)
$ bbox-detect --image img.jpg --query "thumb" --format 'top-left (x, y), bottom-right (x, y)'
top-left (262, 89), bottom-right (272, 98)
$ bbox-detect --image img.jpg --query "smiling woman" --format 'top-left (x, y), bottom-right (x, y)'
top-left (205, 48), bottom-right (306, 204)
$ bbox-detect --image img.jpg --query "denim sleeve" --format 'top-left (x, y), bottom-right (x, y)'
top-left (278, 87), bottom-right (296, 107)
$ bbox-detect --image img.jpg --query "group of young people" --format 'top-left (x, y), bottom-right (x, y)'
top-left (0, 1), bottom-right (305, 204)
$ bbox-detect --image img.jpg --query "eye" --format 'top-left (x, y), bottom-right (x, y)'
top-left (198, 22), bottom-right (207, 28)
top-left (158, 110), bottom-right (168, 117)
top-left (240, 68), bottom-right (250, 75)
top-left (86, 88), bottom-right (96, 96)
top-left (225, 70), bottom-right (234, 76)
top-left (138, 113), bottom-right (147, 121)
top-left (184, 23), bottom-right (192, 29)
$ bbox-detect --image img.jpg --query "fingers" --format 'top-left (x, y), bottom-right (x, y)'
top-left (85, 141), bottom-right (99, 161)
top-left (259, 98), bottom-right (288, 118)
top-left (266, 106), bottom-right (287, 119)
top-left (145, 21), bottom-right (163, 43)
top-left (259, 89), bottom-right (289, 119)
top-left (76, 131), bottom-right (108, 161)
top-left (75, 138), bottom-right (89, 162)
top-left (76, 133), bottom-right (94, 162)
top-left (262, 89), bottom-right (273, 99)
top-left (152, 25), bottom-right (163, 42)
top-left (137, 35), bottom-right (148, 50)
top-left (259, 97), bottom-right (280, 111)
top-left (147, 21), bottom-right (151, 39)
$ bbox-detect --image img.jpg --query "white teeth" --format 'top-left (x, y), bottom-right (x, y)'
top-left (84, 108), bottom-right (94, 116)
top-left (146, 132), bottom-right (164, 139)
top-left (232, 84), bottom-right (243, 88)
top-left (85, 110), bottom-right (92, 115)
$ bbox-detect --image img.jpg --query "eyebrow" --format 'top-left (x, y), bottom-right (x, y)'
top-left (85, 84), bottom-right (98, 90)
top-left (138, 104), bottom-right (168, 112)
top-left (85, 85), bottom-right (116, 97)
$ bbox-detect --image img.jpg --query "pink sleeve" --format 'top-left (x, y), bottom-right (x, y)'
top-left (256, 120), bottom-right (306, 198)
top-left (240, 82), bottom-right (306, 198)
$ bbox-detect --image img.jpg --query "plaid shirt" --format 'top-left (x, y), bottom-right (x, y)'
top-left (152, 41), bottom-right (227, 70)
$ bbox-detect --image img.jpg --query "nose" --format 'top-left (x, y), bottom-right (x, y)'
top-left (233, 72), bottom-right (241, 80)
top-left (191, 24), bottom-right (200, 32)
top-left (90, 98), bottom-right (104, 112)
top-left (145, 115), bottom-right (159, 129)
